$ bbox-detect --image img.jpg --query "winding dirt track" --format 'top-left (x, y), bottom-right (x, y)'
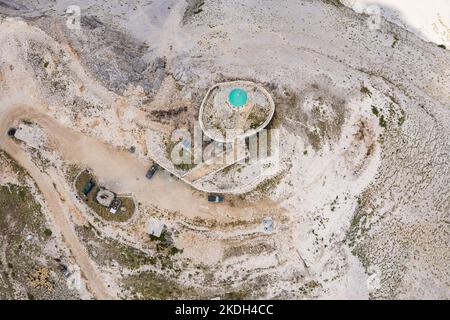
top-left (0, 106), bottom-right (115, 300)
top-left (0, 106), bottom-right (211, 217)
top-left (0, 105), bottom-right (285, 299)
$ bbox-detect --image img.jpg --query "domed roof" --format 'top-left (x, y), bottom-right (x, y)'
top-left (228, 88), bottom-right (248, 108)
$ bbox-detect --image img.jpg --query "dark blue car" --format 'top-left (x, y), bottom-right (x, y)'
top-left (208, 195), bottom-right (224, 203)
top-left (146, 164), bottom-right (158, 179)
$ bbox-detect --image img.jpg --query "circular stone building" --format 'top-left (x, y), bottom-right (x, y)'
top-left (199, 81), bottom-right (275, 143)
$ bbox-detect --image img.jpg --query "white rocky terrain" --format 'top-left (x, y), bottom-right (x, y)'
top-left (0, 0), bottom-right (448, 300)
top-left (342, 0), bottom-right (450, 48)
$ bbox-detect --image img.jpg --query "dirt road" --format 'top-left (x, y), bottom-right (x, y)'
top-left (0, 105), bottom-right (211, 212)
top-left (0, 107), bottom-right (115, 300)
top-left (0, 104), bottom-right (286, 298)
top-left (0, 105), bottom-right (281, 221)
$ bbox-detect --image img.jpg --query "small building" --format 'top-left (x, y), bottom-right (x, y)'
top-left (96, 189), bottom-right (115, 207)
top-left (14, 122), bottom-right (47, 149)
top-left (263, 217), bottom-right (273, 232)
top-left (146, 218), bottom-right (165, 238)
top-left (109, 198), bottom-right (122, 214)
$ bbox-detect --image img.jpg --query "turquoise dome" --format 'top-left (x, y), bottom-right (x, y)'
top-left (228, 88), bottom-right (248, 108)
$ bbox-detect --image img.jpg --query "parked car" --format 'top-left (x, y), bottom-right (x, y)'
top-left (208, 195), bottom-right (224, 203)
top-left (145, 164), bottom-right (158, 179)
top-left (82, 179), bottom-right (95, 196)
top-left (7, 128), bottom-right (16, 137)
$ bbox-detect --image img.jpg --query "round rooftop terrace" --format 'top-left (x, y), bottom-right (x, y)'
top-left (199, 81), bottom-right (275, 143)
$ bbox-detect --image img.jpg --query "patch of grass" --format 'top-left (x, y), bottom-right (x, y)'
top-left (299, 280), bottom-right (322, 296)
top-left (76, 221), bottom-right (183, 273)
top-left (149, 229), bottom-right (183, 257)
top-left (371, 105), bottom-right (379, 117)
top-left (43, 228), bottom-right (52, 238)
top-left (223, 289), bottom-right (251, 300)
top-left (371, 106), bottom-right (387, 128)
top-left (0, 151), bottom-right (27, 180)
top-left (74, 170), bottom-right (135, 222)
top-left (306, 129), bottom-right (322, 151)
top-left (22, 120), bottom-right (35, 126)
top-left (0, 180), bottom-right (77, 299)
top-left (379, 114), bottom-right (387, 128)
top-left (31, 150), bottom-right (51, 173)
top-left (0, 184), bottom-right (42, 233)
top-left (361, 86), bottom-right (372, 97)
top-left (345, 191), bottom-right (378, 272)
top-left (122, 271), bottom-right (198, 299)
top-left (64, 163), bottom-right (82, 182)
top-left (307, 95), bottom-right (347, 151)
top-left (269, 87), bottom-right (299, 130)
top-left (320, 0), bottom-right (343, 6)
top-left (391, 34), bottom-right (399, 48)
top-left (253, 171), bottom-right (285, 194)
top-left (76, 224), bottom-right (159, 270)
top-left (246, 105), bottom-right (270, 130)
top-left (183, 0), bottom-right (205, 24)
top-left (398, 114), bottom-right (405, 126)
top-left (223, 242), bottom-right (274, 259)
top-left (330, 196), bottom-right (338, 212)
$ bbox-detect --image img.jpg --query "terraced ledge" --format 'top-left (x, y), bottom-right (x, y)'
top-left (145, 129), bottom-right (280, 194)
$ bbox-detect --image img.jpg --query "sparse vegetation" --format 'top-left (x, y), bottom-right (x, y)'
top-left (183, 0), bottom-right (205, 24)
top-left (371, 105), bottom-right (387, 128)
top-left (121, 271), bottom-right (198, 299)
top-left (0, 154), bottom-right (78, 299)
top-left (320, 0), bottom-right (343, 6)
top-left (371, 105), bottom-right (379, 116)
top-left (43, 228), bottom-right (52, 238)
top-left (31, 150), bottom-right (51, 173)
top-left (148, 229), bottom-right (183, 257)
top-left (76, 223), bottom-right (158, 270)
top-left (299, 280), bottom-right (322, 296)
top-left (163, 135), bottom-right (196, 171)
top-left (378, 114), bottom-right (387, 128)
top-left (391, 34), bottom-right (399, 48)
top-left (64, 163), bottom-right (82, 182)
top-left (361, 86), bottom-right (372, 97)
top-left (398, 114), bottom-right (406, 126)
top-left (223, 289), bottom-right (251, 300)
top-left (253, 171), bottom-right (285, 194)
top-left (223, 242), bottom-right (274, 259)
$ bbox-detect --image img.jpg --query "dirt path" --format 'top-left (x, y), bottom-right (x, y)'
top-left (0, 105), bottom-right (210, 214)
top-left (0, 111), bottom-right (115, 300)
top-left (0, 106), bottom-right (284, 221)
top-left (0, 104), bottom-right (287, 298)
